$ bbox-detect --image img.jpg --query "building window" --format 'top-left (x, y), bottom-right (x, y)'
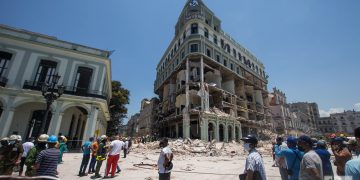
top-left (223, 59), bottom-right (227, 67)
top-left (236, 67), bottom-right (240, 74)
top-left (216, 55), bottom-right (220, 62)
top-left (34, 60), bottom-right (57, 84)
top-left (190, 44), bottom-right (198, 52)
top-left (214, 35), bottom-right (218, 45)
top-left (206, 49), bottom-right (211, 57)
top-left (178, 39), bottom-right (181, 46)
top-left (256, 65), bottom-right (259, 73)
top-left (221, 39), bottom-right (224, 48)
top-left (225, 44), bottom-right (230, 53)
top-left (230, 63), bottom-right (234, 70)
top-left (0, 51), bottom-right (12, 77)
top-left (238, 53), bottom-right (242, 61)
top-left (183, 31), bottom-right (186, 40)
top-left (74, 67), bottom-right (93, 94)
top-left (191, 23), bottom-right (198, 34)
top-left (204, 28), bottom-right (209, 38)
top-left (181, 50), bottom-right (185, 59)
top-left (233, 49), bottom-right (237, 58)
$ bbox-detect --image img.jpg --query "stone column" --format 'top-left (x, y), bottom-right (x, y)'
top-left (224, 124), bottom-right (229, 142)
top-left (183, 58), bottom-right (190, 138)
top-left (200, 117), bottom-right (208, 141)
top-left (175, 123), bottom-right (179, 138)
top-left (47, 112), bottom-right (64, 136)
top-left (83, 106), bottom-right (99, 140)
top-left (215, 119), bottom-right (219, 141)
top-left (0, 107), bottom-right (15, 137)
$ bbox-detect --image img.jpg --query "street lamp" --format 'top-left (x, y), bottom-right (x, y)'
top-left (40, 73), bottom-right (65, 134)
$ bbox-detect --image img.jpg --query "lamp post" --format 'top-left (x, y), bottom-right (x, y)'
top-left (40, 73), bottom-right (65, 134)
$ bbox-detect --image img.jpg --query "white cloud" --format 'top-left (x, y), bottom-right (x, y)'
top-left (354, 103), bottom-right (360, 111)
top-left (319, 108), bottom-right (345, 117)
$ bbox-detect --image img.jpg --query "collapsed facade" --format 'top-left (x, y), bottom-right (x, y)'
top-left (288, 102), bottom-right (320, 135)
top-left (154, 0), bottom-right (270, 142)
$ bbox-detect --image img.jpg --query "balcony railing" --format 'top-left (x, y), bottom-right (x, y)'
top-left (23, 80), bottom-right (108, 100)
top-left (0, 77), bottom-right (8, 87)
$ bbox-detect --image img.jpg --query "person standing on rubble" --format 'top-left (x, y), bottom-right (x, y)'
top-left (157, 138), bottom-right (173, 180)
top-left (240, 135), bottom-right (266, 180)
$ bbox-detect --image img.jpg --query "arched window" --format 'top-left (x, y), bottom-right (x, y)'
top-left (191, 23), bottom-right (198, 34)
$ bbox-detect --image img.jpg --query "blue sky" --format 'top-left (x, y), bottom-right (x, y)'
top-left (1, 0), bottom-right (359, 120)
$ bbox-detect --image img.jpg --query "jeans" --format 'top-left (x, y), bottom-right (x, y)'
top-left (79, 154), bottom-right (91, 174)
top-left (159, 172), bottom-right (171, 180)
top-left (105, 154), bottom-right (120, 177)
top-left (88, 155), bottom-right (97, 173)
top-left (279, 167), bottom-right (289, 180)
top-left (123, 148), bottom-right (127, 158)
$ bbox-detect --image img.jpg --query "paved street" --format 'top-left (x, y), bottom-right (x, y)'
top-left (57, 151), bottom-right (282, 180)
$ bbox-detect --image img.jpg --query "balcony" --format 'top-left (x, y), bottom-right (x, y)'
top-left (0, 77), bottom-right (8, 87)
top-left (23, 80), bottom-right (108, 100)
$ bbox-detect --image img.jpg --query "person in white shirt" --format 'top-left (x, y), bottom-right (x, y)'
top-left (19, 137), bottom-right (34, 176)
top-left (157, 138), bottom-right (173, 180)
top-left (105, 136), bottom-right (124, 178)
top-left (123, 138), bottom-right (129, 158)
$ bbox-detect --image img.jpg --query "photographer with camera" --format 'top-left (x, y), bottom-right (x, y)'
top-left (157, 138), bottom-right (173, 180)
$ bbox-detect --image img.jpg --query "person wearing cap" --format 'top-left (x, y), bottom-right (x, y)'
top-left (278, 136), bottom-right (304, 180)
top-left (240, 135), bottom-right (266, 180)
top-left (331, 137), bottom-right (352, 176)
top-left (19, 137), bottom-right (35, 176)
top-left (24, 134), bottom-right (48, 177)
top-left (345, 127), bottom-right (360, 180)
top-left (0, 135), bottom-right (24, 175)
top-left (314, 140), bottom-right (333, 179)
top-left (94, 135), bottom-right (108, 178)
top-left (297, 135), bottom-right (323, 180)
top-left (35, 135), bottom-right (60, 177)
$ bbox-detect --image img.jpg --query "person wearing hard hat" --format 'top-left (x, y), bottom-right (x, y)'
top-left (24, 134), bottom-right (48, 177)
top-left (0, 135), bottom-right (24, 175)
top-left (35, 135), bottom-right (60, 177)
top-left (94, 135), bottom-right (108, 178)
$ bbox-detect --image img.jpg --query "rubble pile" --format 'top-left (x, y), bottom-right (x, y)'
top-left (130, 129), bottom-right (279, 157)
top-left (131, 138), bottom-right (278, 157)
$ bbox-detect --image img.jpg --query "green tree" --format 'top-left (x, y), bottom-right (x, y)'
top-left (106, 80), bottom-right (130, 136)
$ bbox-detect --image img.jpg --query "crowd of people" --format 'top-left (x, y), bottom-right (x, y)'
top-left (0, 134), bottom-right (132, 179)
top-left (1, 127), bottom-right (360, 180)
top-left (266, 127), bottom-right (360, 180)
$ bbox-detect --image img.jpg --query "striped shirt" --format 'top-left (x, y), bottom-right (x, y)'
top-left (36, 148), bottom-right (60, 177)
top-left (244, 149), bottom-right (267, 180)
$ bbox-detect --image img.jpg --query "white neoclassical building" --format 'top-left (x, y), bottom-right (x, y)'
top-left (0, 25), bottom-right (112, 142)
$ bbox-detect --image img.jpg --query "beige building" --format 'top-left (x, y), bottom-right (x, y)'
top-left (0, 25), bottom-right (112, 141)
top-left (289, 102), bottom-right (320, 135)
top-left (154, 0), bottom-right (270, 142)
top-left (268, 88), bottom-right (292, 134)
top-left (317, 110), bottom-right (360, 135)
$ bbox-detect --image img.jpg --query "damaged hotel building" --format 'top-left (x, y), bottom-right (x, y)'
top-left (153, 0), bottom-right (270, 142)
